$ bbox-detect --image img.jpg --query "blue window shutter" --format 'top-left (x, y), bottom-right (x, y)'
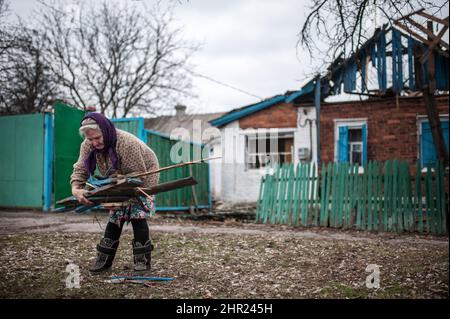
top-left (338, 126), bottom-right (349, 162)
top-left (362, 124), bottom-right (367, 164)
top-left (421, 121), bottom-right (449, 166)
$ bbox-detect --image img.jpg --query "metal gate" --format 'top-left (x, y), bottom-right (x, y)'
top-left (0, 113), bottom-right (45, 208)
top-left (53, 102), bottom-right (86, 206)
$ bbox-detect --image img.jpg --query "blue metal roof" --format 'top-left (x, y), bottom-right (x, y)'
top-left (285, 79), bottom-right (315, 103)
top-left (209, 95), bottom-right (286, 127)
top-left (209, 81), bottom-right (317, 128)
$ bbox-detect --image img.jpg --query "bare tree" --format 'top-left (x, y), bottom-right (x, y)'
top-left (298, 0), bottom-right (448, 70)
top-left (36, 0), bottom-right (197, 118)
top-left (0, 0), bottom-right (14, 57)
top-left (0, 0), bottom-right (59, 114)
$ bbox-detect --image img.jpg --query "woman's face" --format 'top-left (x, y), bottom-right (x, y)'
top-left (85, 129), bottom-right (104, 150)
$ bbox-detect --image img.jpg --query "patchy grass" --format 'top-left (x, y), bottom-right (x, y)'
top-left (0, 230), bottom-right (448, 299)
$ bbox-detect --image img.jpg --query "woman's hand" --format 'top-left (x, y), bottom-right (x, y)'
top-left (72, 188), bottom-right (94, 206)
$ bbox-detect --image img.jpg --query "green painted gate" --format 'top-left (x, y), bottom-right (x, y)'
top-left (0, 114), bottom-right (45, 208)
top-left (54, 102), bottom-right (86, 205)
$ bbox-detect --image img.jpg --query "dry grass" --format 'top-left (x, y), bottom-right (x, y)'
top-left (0, 228), bottom-right (448, 299)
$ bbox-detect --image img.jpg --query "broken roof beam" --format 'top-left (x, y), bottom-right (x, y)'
top-left (393, 21), bottom-right (432, 45)
top-left (404, 17), bottom-right (449, 50)
top-left (397, 8), bottom-right (425, 21)
top-left (416, 11), bottom-right (449, 27)
top-left (420, 22), bottom-right (450, 63)
top-left (396, 8), bottom-right (448, 27)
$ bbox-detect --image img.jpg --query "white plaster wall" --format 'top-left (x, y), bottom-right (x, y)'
top-left (207, 138), bottom-right (222, 201)
top-left (295, 106), bottom-right (318, 165)
top-left (211, 106), bottom-right (318, 204)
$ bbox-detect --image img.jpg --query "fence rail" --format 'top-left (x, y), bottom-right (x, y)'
top-left (256, 160), bottom-right (448, 235)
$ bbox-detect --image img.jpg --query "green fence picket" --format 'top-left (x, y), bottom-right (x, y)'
top-left (300, 163), bottom-right (309, 226)
top-left (292, 163), bottom-right (301, 225)
top-left (435, 161), bottom-right (442, 235)
top-left (404, 163), bottom-right (414, 232)
top-left (310, 163), bottom-right (318, 226)
top-left (425, 166), bottom-right (433, 233)
top-left (440, 161), bottom-right (447, 234)
top-left (319, 163), bottom-right (327, 226)
top-left (439, 161), bottom-right (447, 235)
top-left (415, 161), bottom-right (423, 233)
top-left (324, 163), bottom-right (332, 227)
top-left (367, 162), bottom-right (373, 231)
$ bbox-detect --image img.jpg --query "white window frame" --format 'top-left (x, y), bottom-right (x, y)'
top-left (334, 118), bottom-right (367, 172)
top-left (349, 141), bottom-right (363, 165)
top-left (241, 128), bottom-right (296, 170)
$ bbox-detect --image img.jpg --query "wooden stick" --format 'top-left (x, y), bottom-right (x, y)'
top-left (136, 187), bottom-right (153, 200)
top-left (86, 182), bottom-right (97, 189)
top-left (135, 176), bottom-right (198, 196)
top-left (101, 202), bottom-right (129, 208)
top-left (128, 156), bottom-right (221, 179)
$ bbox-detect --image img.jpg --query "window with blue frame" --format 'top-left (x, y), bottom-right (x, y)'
top-left (420, 120), bottom-right (449, 167)
top-left (337, 124), bottom-right (367, 165)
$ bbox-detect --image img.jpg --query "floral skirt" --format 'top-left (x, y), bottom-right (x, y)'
top-left (108, 195), bottom-right (155, 227)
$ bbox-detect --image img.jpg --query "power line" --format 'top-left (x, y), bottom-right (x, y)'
top-left (189, 71), bottom-right (263, 99)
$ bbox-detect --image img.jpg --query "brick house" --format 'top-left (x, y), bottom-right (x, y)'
top-left (210, 25), bottom-right (449, 205)
top-left (318, 95), bottom-right (449, 172)
top-left (296, 25), bottom-right (449, 175)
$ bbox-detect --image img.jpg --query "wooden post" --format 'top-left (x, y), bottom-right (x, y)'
top-left (189, 165), bottom-right (199, 214)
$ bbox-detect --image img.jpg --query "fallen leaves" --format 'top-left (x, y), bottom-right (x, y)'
top-left (0, 224), bottom-right (448, 299)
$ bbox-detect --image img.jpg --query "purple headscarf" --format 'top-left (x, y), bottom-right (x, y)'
top-left (81, 112), bottom-right (119, 177)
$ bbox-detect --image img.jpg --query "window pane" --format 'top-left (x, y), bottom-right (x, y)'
top-left (246, 135), bottom-right (293, 168)
top-left (351, 151), bottom-right (362, 165)
top-left (349, 142), bottom-right (363, 165)
top-left (348, 128), bottom-right (362, 142)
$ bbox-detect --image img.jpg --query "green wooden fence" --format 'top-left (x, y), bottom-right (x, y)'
top-left (256, 160), bottom-right (448, 235)
top-left (146, 130), bottom-right (211, 210)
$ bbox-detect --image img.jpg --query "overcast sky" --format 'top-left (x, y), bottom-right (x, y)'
top-left (171, 0), bottom-right (313, 114)
top-left (8, 0), bottom-right (316, 115)
top-left (7, 0), bottom-right (449, 116)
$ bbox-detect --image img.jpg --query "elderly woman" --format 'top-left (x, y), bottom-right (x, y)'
top-left (70, 112), bottom-right (159, 273)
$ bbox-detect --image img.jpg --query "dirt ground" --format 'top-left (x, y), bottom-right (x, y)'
top-left (0, 209), bottom-right (448, 299)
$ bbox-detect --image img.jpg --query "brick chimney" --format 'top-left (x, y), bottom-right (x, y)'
top-left (175, 104), bottom-right (187, 116)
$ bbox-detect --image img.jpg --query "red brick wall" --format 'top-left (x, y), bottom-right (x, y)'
top-left (239, 102), bottom-right (297, 129)
top-left (320, 95), bottom-right (449, 166)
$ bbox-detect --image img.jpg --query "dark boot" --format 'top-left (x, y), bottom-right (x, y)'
top-left (132, 239), bottom-right (153, 272)
top-left (89, 238), bottom-right (119, 273)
